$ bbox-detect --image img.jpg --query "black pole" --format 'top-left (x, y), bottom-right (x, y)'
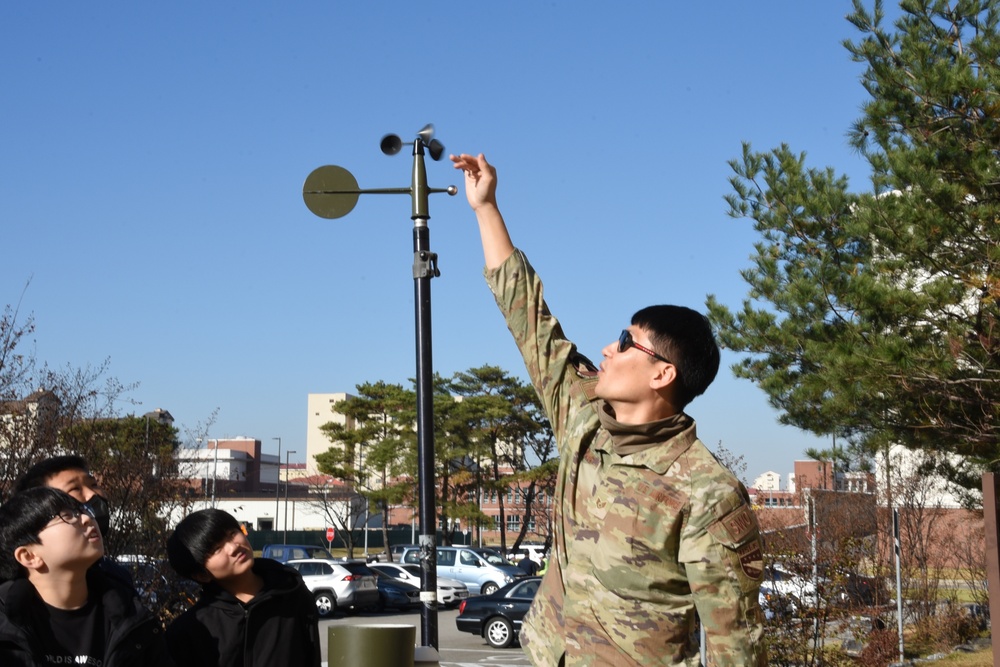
top-left (411, 139), bottom-right (438, 649)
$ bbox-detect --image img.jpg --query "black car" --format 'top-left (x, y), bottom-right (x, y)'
top-left (122, 559), bottom-right (199, 618)
top-left (342, 561), bottom-right (420, 612)
top-left (834, 571), bottom-right (888, 607)
top-left (455, 576), bottom-right (540, 649)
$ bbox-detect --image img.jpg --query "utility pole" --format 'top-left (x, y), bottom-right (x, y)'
top-left (283, 450), bottom-right (296, 544)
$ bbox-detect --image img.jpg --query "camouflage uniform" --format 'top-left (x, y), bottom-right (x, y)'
top-left (486, 250), bottom-right (766, 666)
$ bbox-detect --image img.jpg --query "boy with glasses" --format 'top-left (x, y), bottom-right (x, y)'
top-left (0, 486), bottom-right (168, 666)
top-left (451, 152), bottom-right (766, 666)
top-left (16, 455), bottom-right (132, 587)
top-left (165, 508), bottom-right (320, 667)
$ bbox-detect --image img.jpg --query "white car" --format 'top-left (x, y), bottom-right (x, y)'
top-left (764, 564), bottom-right (819, 607)
top-left (370, 562), bottom-right (470, 606)
top-left (287, 558), bottom-right (379, 618)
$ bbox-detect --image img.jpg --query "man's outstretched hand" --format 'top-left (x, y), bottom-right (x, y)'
top-left (450, 153), bottom-right (497, 212)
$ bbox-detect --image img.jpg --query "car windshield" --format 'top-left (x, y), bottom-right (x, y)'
top-left (475, 549), bottom-right (511, 566)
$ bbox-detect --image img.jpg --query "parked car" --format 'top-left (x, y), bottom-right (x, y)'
top-left (341, 561), bottom-right (420, 612)
top-left (507, 544), bottom-right (547, 564)
top-left (763, 564), bottom-right (819, 607)
top-left (121, 559), bottom-right (199, 617)
top-left (369, 562), bottom-right (470, 607)
top-left (390, 544), bottom-right (418, 560)
top-left (829, 570), bottom-right (888, 607)
top-left (759, 582), bottom-right (798, 620)
top-left (399, 546), bottom-right (522, 595)
top-left (286, 558), bottom-right (378, 618)
top-left (262, 544), bottom-right (335, 563)
top-left (456, 577), bottom-right (541, 648)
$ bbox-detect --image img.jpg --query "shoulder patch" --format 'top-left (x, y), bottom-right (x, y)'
top-left (570, 352), bottom-right (600, 401)
top-left (571, 352), bottom-right (598, 378)
top-left (737, 540), bottom-right (764, 579)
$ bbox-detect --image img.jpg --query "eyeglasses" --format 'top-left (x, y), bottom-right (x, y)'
top-left (45, 504), bottom-right (95, 528)
top-left (618, 330), bottom-right (672, 364)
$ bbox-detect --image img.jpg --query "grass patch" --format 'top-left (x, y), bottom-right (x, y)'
top-left (920, 647), bottom-right (993, 665)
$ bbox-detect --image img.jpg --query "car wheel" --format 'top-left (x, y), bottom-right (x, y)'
top-left (480, 582), bottom-right (499, 595)
top-left (314, 591), bottom-right (337, 618)
top-left (484, 616), bottom-right (514, 649)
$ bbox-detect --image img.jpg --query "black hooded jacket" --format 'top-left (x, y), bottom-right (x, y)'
top-left (166, 558), bottom-right (319, 667)
top-left (0, 569), bottom-right (170, 667)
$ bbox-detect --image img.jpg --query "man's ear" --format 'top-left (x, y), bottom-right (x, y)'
top-left (649, 363), bottom-right (677, 392)
top-left (14, 545), bottom-right (44, 573)
top-left (192, 569), bottom-right (212, 584)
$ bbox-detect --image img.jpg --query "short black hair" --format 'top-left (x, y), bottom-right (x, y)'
top-left (16, 455), bottom-right (91, 493)
top-left (167, 509), bottom-right (242, 581)
top-left (0, 487), bottom-right (83, 580)
top-left (631, 305), bottom-right (721, 408)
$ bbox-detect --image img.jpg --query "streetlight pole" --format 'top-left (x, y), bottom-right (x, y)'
top-left (283, 450), bottom-right (296, 544)
top-left (272, 437), bottom-right (282, 530)
top-left (211, 438), bottom-right (219, 508)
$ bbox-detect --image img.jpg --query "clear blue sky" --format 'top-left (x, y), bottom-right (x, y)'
top-left (1, 1), bottom-right (894, 484)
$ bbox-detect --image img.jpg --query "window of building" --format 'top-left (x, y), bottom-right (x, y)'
top-left (507, 514), bottom-right (520, 531)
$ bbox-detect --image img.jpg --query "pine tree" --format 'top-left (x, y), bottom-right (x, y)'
top-left (707, 0), bottom-right (1000, 490)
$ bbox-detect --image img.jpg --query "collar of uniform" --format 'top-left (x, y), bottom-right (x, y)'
top-left (595, 401), bottom-right (696, 470)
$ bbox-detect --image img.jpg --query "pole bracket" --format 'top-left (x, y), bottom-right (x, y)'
top-left (413, 251), bottom-right (440, 279)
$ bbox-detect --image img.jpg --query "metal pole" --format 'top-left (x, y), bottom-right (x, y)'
top-left (893, 508), bottom-right (904, 663)
top-left (211, 439), bottom-right (218, 508)
top-left (981, 473), bottom-right (1000, 667)
top-left (810, 496), bottom-right (819, 645)
top-left (411, 139), bottom-right (438, 649)
top-left (284, 450), bottom-right (296, 544)
top-left (273, 437), bottom-right (281, 528)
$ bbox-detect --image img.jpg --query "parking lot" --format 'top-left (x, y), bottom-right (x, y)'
top-left (319, 606), bottom-right (531, 667)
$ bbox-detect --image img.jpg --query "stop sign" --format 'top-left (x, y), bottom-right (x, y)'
top-left (326, 527), bottom-right (335, 542)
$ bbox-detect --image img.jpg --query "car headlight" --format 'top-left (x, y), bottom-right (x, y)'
top-left (504, 575), bottom-right (514, 583)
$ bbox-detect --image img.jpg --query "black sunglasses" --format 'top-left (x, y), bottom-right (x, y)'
top-left (618, 330), bottom-right (672, 364)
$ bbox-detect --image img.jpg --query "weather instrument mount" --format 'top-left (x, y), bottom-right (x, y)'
top-left (302, 124), bottom-right (455, 650)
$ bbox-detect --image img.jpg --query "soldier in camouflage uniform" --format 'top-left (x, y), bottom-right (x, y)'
top-left (451, 152), bottom-right (767, 666)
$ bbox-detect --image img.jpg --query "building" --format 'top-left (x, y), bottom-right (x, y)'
top-left (306, 392), bottom-right (354, 470)
top-left (0, 389), bottom-right (61, 453)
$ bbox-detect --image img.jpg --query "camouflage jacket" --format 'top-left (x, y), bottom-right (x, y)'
top-left (486, 250), bottom-right (766, 666)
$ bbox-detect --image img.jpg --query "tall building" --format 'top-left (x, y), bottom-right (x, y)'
top-left (306, 392), bottom-right (354, 470)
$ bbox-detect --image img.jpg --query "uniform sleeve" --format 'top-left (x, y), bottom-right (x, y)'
top-left (679, 488), bottom-right (767, 666)
top-left (486, 249), bottom-right (595, 453)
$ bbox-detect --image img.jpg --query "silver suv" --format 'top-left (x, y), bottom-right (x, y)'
top-left (400, 546), bottom-right (522, 595)
top-left (287, 558), bottom-right (378, 618)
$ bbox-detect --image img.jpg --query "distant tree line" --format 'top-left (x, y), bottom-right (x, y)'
top-left (315, 366), bottom-right (555, 560)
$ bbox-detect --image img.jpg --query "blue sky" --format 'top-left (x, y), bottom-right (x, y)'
top-left (1, 2), bottom-right (893, 485)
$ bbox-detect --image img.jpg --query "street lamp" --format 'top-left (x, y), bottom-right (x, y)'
top-left (211, 438), bottom-right (219, 508)
top-left (272, 437), bottom-right (282, 528)
top-left (283, 450), bottom-right (296, 544)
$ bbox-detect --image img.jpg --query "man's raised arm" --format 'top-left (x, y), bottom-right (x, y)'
top-left (450, 152), bottom-right (514, 270)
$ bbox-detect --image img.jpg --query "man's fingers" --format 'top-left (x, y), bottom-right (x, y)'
top-left (449, 153), bottom-right (477, 170)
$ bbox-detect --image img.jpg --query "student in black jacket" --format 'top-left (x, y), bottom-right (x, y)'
top-left (0, 487), bottom-right (169, 667)
top-left (166, 509), bottom-right (320, 667)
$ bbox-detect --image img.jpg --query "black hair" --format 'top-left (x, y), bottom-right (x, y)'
top-left (631, 305), bottom-right (721, 408)
top-left (0, 487), bottom-right (83, 580)
top-left (16, 455), bottom-right (91, 493)
top-left (166, 509), bottom-right (242, 581)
